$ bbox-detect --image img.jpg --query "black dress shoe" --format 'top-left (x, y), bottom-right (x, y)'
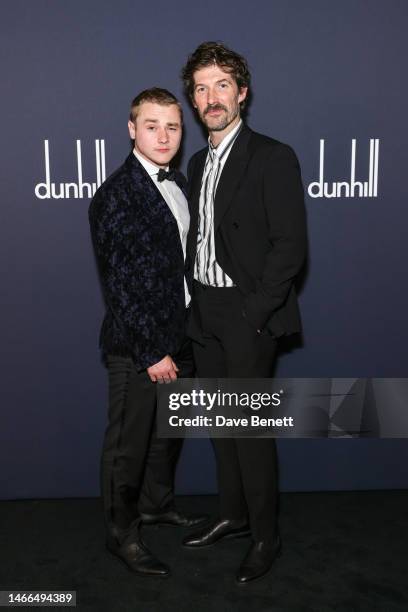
top-left (183, 518), bottom-right (250, 547)
top-left (236, 534), bottom-right (282, 584)
top-left (106, 529), bottom-right (170, 577)
top-left (140, 509), bottom-right (208, 528)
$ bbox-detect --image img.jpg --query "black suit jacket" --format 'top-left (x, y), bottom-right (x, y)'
top-left (89, 153), bottom-right (187, 370)
top-left (186, 124), bottom-right (307, 338)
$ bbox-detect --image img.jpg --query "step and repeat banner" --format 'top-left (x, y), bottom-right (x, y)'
top-left (1, 0), bottom-right (407, 498)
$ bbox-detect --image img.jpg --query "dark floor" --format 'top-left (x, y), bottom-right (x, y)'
top-left (0, 492), bottom-right (407, 612)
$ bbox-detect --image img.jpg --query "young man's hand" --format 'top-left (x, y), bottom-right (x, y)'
top-left (147, 355), bottom-right (179, 383)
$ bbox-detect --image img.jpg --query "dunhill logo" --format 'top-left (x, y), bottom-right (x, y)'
top-left (308, 139), bottom-right (380, 198)
top-left (35, 139), bottom-right (106, 199)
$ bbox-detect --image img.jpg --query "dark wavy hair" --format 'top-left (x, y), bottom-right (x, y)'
top-left (181, 41), bottom-right (251, 110)
top-left (129, 87), bottom-right (183, 123)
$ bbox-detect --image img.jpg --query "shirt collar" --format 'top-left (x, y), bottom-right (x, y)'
top-left (208, 119), bottom-right (243, 160)
top-left (133, 149), bottom-right (168, 178)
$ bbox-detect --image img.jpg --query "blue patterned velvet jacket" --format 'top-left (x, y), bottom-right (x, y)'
top-left (88, 153), bottom-right (186, 371)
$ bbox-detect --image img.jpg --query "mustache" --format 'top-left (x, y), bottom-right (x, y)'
top-left (204, 104), bottom-right (227, 115)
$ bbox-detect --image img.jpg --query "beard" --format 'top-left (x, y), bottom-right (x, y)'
top-left (201, 103), bottom-right (240, 132)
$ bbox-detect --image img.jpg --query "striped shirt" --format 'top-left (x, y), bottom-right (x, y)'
top-left (194, 120), bottom-right (243, 286)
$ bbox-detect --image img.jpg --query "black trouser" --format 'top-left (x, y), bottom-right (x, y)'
top-left (192, 282), bottom-right (278, 542)
top-left (101, 337), bottom-right (194, 532)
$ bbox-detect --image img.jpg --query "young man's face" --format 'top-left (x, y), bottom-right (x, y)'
top-left (128, 101), bottom-right (182, 167)
top-left (192, 64), bottom-right (247, 135)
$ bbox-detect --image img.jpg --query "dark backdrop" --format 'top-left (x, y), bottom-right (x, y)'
top-left (1, 0), bottom-right (408, 499)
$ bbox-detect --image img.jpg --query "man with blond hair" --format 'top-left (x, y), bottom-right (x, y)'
top-left (89, 88), bottom-right (205, 578)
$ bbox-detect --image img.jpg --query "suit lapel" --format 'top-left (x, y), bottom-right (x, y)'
top-left (214, 125), bottom-right (252, 231)
top-left (125, 153), bottom-right (176, 223)
top-left (124, 153), bottom-right (186, 267)
top-left (175, 171), bottom-right (188, 199)
top-left (188, 149), bottom-right (207, 243)
top-left (189, 149), bottom-right (207, 218)
top-left (126, 152), bottom-right (161, 201)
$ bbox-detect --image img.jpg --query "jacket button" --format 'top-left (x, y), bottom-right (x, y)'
top-left (233, 221), bottom-right (239, 229)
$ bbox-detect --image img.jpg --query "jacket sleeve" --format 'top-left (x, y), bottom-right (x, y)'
top-left (243, 144), bottom-right (307, 331)
top-left (89, 187), bottom-right (170, 370)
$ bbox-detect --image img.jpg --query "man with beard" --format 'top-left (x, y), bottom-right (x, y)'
top-left (181, 42), bottom-right (307, 584)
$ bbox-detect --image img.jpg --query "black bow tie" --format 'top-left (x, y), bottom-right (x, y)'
top-left (157, 168), bottom-right (177, 182)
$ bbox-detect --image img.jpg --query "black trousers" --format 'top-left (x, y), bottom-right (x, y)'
top-left (192, 282), bottom-right (278, 542)
top-left (101, 336), bottom-right (194, 532)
